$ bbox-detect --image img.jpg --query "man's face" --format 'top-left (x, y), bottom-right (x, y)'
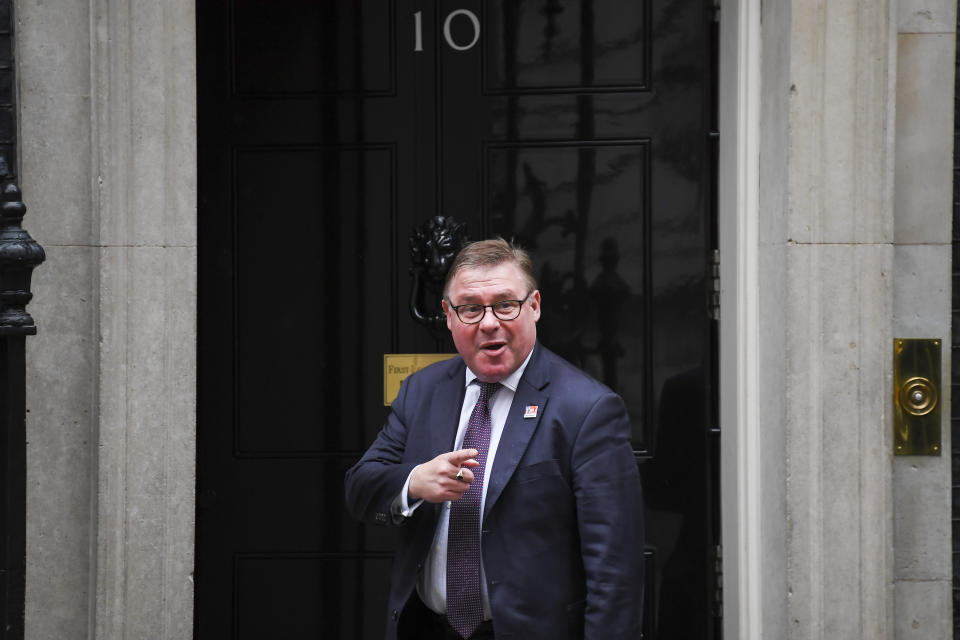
top-left (442, 262), bottom-right (541, 383)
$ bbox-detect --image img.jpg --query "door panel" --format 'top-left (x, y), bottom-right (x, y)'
top-left (484, 140), bottom-right (652, 443)
top-left (234, 554), bottom-right (393, 638)
top-left (483, 0), bottom-right (650, 91)
top-left (233, 146), bottom-right (396, 453)
top-left (198, 1), bottom-right (717, 638)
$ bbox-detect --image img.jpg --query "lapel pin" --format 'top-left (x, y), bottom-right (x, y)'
top-left (524, 405), bottom-right (539, 419)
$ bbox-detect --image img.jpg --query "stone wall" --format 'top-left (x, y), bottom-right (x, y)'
top-left (892, 0), bottom-right (955, 637)
top-left (17, 0), bottom-right (197, 638)
top-left (783, 0), bottom-right (896, 635)
top-left (952, 3), bottom-right (960, 633)
top-left (747, 0), bottom-right (955, 637)
top-left (19, 0), bottom-right (96, 634)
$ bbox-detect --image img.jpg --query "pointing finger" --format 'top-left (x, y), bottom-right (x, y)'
top-left (448, 448), bottom-right (479, 464)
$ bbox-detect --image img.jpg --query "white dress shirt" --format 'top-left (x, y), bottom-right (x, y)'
top-left (393, 348), bottom-right (534, 618)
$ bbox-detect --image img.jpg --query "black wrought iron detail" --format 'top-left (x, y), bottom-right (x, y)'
top-left (0, 156), bottom-right (45, 335)
top-left (409, 216), bottom-right (468, 337)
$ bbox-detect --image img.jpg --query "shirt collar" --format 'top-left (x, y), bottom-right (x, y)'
top-left (464, 345), bottom-right (535, 393)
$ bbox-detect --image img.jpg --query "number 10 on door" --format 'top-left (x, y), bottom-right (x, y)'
top-left (414, 9), bottom-right (480, 52)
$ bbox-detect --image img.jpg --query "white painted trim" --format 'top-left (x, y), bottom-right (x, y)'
top-left (718, 0), bottom-right (762, 638)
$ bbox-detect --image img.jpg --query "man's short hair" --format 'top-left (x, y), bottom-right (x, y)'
top-left (443, 237), bottom-right (538, 299)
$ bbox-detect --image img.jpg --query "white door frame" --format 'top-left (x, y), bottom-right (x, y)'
top-left (718, 0), bottom-right (762, 638)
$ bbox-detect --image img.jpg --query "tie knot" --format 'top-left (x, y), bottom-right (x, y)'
top-left (477, 381), bottom-right (500, 403)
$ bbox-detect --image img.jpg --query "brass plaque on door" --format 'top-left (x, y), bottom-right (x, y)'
top-left (893, 338), bottom-right (941, 456)
top-left (384, 354), bottom-right (457, 406)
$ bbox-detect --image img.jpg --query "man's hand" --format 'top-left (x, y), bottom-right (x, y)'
top-left (408, 449), bottom-right (480, 503)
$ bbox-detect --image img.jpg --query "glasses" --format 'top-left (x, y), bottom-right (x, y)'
top-left (448, 294), bottom-right (531, 325)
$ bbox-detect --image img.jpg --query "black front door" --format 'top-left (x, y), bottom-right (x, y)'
top-left (197, 1), bottom-right (718, 638)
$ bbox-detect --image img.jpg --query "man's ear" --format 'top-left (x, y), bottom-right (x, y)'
top-left (529, 290), bottom-right (541, 322)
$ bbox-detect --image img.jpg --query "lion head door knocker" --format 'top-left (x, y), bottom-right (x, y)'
top-left (409, 216), bottom-right (469, 338)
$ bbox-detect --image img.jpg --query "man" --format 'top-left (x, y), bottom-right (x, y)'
top-left (345, 238), bottom-right (644, 640)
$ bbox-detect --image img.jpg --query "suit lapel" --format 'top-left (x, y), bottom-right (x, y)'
top-left (427, 357), bottom-right (468, 457)
top-left (484, 345), bottom-right (550, 520)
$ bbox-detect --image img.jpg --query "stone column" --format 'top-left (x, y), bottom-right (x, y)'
top-left (18, 0), bottom-right (197, 637)
top-left (91, 0), bottom-right (197, 637)
top-left (19, 0), bottom-right (98, 636)
top-left (760, 0), bottom-right (898, 637)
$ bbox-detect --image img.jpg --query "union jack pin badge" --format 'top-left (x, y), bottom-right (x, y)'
top-left (524, 405), bottom-right (539, 418)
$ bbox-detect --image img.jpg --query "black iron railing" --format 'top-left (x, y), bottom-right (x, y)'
top-left (0, 2), bottom-right (43, 638)
top-left (0, 161), bottom-right (43, 639)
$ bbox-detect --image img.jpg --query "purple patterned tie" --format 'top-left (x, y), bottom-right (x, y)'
top-left (446, 381), bottom-right (500, 639)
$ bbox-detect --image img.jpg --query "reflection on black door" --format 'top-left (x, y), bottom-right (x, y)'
top-left (197, 1), bottom-right (718, 638)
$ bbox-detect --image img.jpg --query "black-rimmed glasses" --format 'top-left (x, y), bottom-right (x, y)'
top-left (448, 294), bottom-right (531, 325)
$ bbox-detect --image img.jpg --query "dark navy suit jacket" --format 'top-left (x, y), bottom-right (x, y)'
top-left (344, 344), bottom-right (644, 640)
